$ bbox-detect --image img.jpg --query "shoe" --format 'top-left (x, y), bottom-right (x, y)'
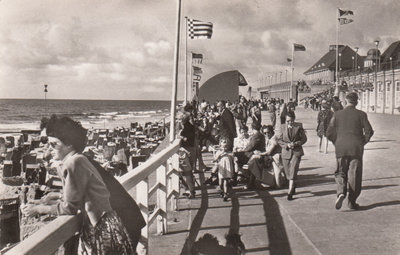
top-left (348, 202), bottom-right (360, 210)
top-left (287, 194), bottom-right (293, 201)
top-left (335, 194), bottom-right (345, 210)
top-left (219, 191), bottom-right (224, 197)
top-left (223, 195), bottom-right (228, 202)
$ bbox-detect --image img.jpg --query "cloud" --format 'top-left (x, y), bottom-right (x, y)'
top-left (0, 0), bottom-right (399, 99)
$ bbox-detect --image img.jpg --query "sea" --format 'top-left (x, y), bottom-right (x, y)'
top-left (0, 99), bottom-right (175, 132)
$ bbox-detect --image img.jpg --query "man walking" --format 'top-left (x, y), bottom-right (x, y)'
top-left (327, 92), bottom-right (374, 210)
top-left (278, 111), bottom-right (307, 200)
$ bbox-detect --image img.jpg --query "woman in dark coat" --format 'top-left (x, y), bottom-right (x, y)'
top-left (316, 102), bottom-right (333, 153)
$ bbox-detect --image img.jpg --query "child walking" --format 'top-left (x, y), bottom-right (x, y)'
top-left (211, 139), bottom-right (234, 201)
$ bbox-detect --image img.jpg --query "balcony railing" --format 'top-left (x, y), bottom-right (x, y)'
top-left (6, 139), bottom-right (181, 255)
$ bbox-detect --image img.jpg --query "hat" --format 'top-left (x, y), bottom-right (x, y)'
top-left (346, 92), bottom-right (358, 104)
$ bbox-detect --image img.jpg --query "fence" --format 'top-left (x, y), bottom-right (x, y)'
top-left (5, 139), bottom-right (181, 255)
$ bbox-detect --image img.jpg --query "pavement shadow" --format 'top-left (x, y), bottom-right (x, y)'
top-left (357, 200), bottom-right (400, 211)
top-left (364, 147), bottom-right (389, 151)
top-left (257, 189), bottom-right (292, 255)
top-left (180, 173), bottom-right (208, 255)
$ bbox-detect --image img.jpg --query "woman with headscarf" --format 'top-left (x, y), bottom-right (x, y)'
top-left (316, 100), bottom-right (333, 153)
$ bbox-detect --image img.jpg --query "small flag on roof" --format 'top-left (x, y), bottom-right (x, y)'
top-left (294, 43), bottom-right (306, 51)
top-left (339, 18), bottom-right (354, 25)
top-left (338, 8), bottom-right (354, 16)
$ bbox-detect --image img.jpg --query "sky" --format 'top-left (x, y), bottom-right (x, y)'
top-left (0, 0), bottom-right (399, 100)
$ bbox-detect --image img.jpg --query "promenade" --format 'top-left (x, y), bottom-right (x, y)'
top-left (149, 108), bottom-right (400, 255)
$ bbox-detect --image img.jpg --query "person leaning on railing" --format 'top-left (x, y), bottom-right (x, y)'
top-left (21, 115), bottom-right (135, 255)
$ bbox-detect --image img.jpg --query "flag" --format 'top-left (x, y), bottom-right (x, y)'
top-left (188, 19), bottom-right (213, 39)
top-left (193, 74), bottom-right (201, 81)
top-left (193, 66), bottom-right (202, 75)
top-left (287, 58), bottom-right (292, 62)
top-left (294, 43), bottom-right (306, 51)
top-left (339, 18), bottom-right (354, 25)
top-left (192, 53), bottom-right (203, 64)
top-left (338, 8), bottom-right (354, 16)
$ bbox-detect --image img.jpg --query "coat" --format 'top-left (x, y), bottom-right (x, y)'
top-left (278, 122), bottom-right (307, 159)
top-left (326, 105), bottom-right (374, 158)
top-left (219, 108), bottom-right (237, 139)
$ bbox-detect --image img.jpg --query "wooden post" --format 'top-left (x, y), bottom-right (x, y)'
top-left (156, 163), bottom-right (167, 234)
top-left (136, 178), bottom-right (149, 254)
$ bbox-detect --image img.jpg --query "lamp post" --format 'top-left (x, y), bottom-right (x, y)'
top-left (44, 84), bottom-right (48, 116)
top-left (374, 40), bottom-right (380, 72)
top-left (339, 53), bottom-right (342, 79)
top-left (374, 40), bottom-right (379, 113)
top-left (354, 47), bottom-right (359, 73)
top-left (279, 71), bottom-right (282, 84)
top-left (390, 56), bottom-right (393, 70)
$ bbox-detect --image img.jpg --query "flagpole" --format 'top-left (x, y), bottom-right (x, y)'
top-left (170, 0), bottom-right (182, 143)
top-left (290, 44), bottom-right (294, 100)
top-left (335, 8), bottom-right (339, 97)
top-left (190, 52), bottom-right (193, 101)
top-left (184, 16), bottom-right (188, 104)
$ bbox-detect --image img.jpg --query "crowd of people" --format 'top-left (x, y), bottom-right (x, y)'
top-left (178, 91), bottom-right (374, 212)
top-left (177, 95), bottom-right (306, 201)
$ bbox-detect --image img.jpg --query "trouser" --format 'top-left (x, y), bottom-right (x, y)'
top-left (179, 146), bottom-right (196, 192)
top-left (335, 156), bottom-right (363, 204)
top-left (272, 154), bottom-right (285, 187)
top-left (282, 155), bottom-right (301, 180)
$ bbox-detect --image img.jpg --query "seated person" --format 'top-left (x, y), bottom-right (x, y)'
top-left (259, 125), bottom-right (285, 188)
top-left (234, 122), bottom-right (265, 189)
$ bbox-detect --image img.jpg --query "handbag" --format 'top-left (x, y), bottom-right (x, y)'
top-left (86, 157), bottom-right (146, 245)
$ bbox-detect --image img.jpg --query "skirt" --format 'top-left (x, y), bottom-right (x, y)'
top-left (80, 210), bottom-right (135, 255)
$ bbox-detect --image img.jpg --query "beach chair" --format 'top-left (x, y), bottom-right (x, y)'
top-left (6, 136), bottom-right (15, 148)
top-left (2, 160), bottom-right (13, 177)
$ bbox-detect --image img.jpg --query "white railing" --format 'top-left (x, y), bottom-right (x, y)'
top-left (6, 139), bottom-right (181, 255)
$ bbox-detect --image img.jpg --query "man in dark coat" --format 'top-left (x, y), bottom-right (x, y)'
top-left (327, 92), bottom-right (374, 210)
top-left (217, 100), bottom-right (237, 152)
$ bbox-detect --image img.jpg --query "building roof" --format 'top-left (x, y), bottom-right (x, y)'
top-left (198, 70), bottom-right (247, 104)
top-left (304, 45), bottom-right (362, 75)
top-left (381, 40), bottom-right (400, 63)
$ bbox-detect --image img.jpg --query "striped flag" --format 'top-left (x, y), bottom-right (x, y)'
top-left (188, 19), bottom-right (213, 39)
top-left (338, 8), bottom-right (354, 16)
top-left (192, 53), bottom-right (203, 64)
top-left (294, 43), bottom-right (306, 51)
top-left (339, 18), bottom-right (354, 25)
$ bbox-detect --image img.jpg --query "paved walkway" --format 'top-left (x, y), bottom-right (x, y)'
top-left (149, 108), bottom-right (400, 255)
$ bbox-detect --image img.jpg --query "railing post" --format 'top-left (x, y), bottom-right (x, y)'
top-left (156, 163), bottom-right (167, 234)
top-left (136, 177), bottom-right (149, 255)
top-left (168, 153), bottom-right (180, 211)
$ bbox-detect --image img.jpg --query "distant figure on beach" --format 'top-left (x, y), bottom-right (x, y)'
top-left (278, 111), bottom-right (307, 201)
top-left (316, 100), bottom-right (333, 154)
top-left (21, 115), bottom-right (135, 254)
top-left (327, 92), bottom-right (374, 210)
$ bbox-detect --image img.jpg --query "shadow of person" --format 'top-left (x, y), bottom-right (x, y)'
top-left (356, 200), bottom-right (400, 211)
